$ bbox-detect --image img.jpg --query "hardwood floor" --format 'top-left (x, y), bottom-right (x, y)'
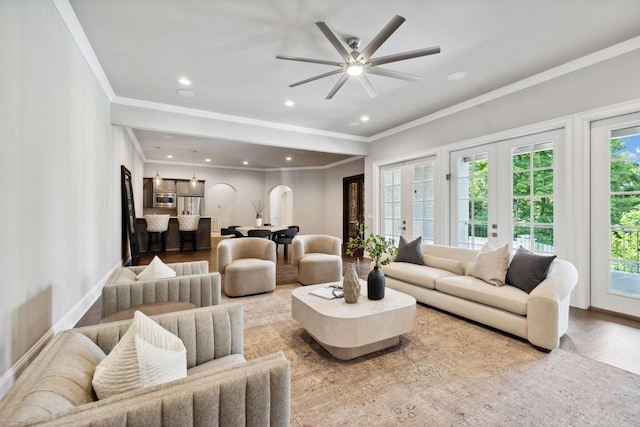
top-left (76, 239), bottom-right (640, 376)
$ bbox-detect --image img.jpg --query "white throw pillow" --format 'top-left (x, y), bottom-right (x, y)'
top-left (113, 268), bottom-right (137, 283)
top-left (92, 311), bottom-right (187, 400)
top-left (136, 256), bottom-right (176, 281)
top-left (472, 243), bottom-right (510, 286)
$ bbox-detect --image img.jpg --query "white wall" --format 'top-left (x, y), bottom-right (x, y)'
top-left (0, 0), bottom-right (142, 396)
top-left (366, 49), bottom-right (640, 309)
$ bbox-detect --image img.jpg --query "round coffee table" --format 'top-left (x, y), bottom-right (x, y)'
top-left (291, 280), bottom-right (416, 360)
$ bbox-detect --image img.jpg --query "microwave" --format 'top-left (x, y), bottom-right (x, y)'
top-left (153, 192), bottom-right (176, 208)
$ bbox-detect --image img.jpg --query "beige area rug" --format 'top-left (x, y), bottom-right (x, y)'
top-left (223, 285), bottom-right (640, 426)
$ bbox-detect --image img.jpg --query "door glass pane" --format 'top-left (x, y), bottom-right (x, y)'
top-left (456, 153), bottom-right (488, 249)
top-left (412, 159), bottom-right (435, 243)
top-left (609, 126), bottom-right (640, 297)
top-left (382, 166), bottom-right (401, 240)
top-left (511, 142), bottom-right (554, 254)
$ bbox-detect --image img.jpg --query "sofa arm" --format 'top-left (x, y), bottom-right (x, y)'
top-left (26, 352), bottom-right (291, 427)
top-left (526, 259), bottom-right (578, 350)
top-left (100, 272), bottom-right (222, 319)
top-left (84, 304), bottom-right (242, 368)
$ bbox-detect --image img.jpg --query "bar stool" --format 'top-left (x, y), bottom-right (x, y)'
top-left (178, 215), bottom-right (200, 251)
top-left (144, 215), bottom-right (170, 253)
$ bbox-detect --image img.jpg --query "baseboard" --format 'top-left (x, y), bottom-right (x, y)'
top-left (53, 260), bottom-right (121, 333)
top-left (0, 260), bottom-right (122, 399)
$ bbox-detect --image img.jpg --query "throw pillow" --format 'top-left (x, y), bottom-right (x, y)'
top-left (395, 236), bottom-right (424, 265)
top-left (113, 268), bottom-right (137, 284)
top-left (136, 255), bottom-right (176, 281)
top-left (472, 243), bottom-right (510, 286)
top-left (92, 311), bottom-right (187, 400)
top-left (506, 246), bottom-right (557, 293)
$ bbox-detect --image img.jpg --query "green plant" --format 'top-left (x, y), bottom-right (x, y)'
top-left (346, 221), bottom-right (398, 267)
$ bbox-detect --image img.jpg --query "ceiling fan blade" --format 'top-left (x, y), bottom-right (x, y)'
top-left (356, 15), bottom-right (405, 62)
top-left (366, 67), bottom-right (422, 82)
top-left (326, 73), bottom-right (350, 99)
top-left (356, 74), bottom-right (377, 98)
top-left (276, 55), bottom-right (344, 67)
top-left (289, 69), bottom-right (344, 87)
top-left (368, 46), bottom-right (441, 67)
top-left (315, 21), bottom-right (352, 62)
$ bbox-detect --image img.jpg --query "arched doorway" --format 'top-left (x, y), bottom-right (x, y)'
top-left (269, 185), bottom-right (293, 226)
top-left (206, 183), bottom-right (237, 232)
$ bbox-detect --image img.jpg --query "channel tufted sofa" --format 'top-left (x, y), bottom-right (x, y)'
top-left (0, 304), bottom-right (291, 426)
top-left (101, 260), bottom-right (221, 322)
top-left (381, 244), bottom-right (578, 350)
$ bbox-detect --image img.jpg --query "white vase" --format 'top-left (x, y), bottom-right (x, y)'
top-left (256, 216), bottom-right (263, 227)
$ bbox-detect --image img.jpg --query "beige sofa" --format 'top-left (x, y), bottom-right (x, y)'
top-left (381, 244), bottom-right (578, 350)
top-left (101, 260), bottom-right (221, 322)
top-left (0, 304), bottom-right (291, 426)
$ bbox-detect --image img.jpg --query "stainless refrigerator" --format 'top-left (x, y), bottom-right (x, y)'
top-left (177, 196), bottom-right (204, 216)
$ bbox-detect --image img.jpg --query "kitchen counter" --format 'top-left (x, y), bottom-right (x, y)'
top-left (136, 217), bottom-right (211, 252)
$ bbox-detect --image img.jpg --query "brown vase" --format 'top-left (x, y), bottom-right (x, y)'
top-left (343, 262), bottom-right (360, 303)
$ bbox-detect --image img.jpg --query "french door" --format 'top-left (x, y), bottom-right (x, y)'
top-left (591, 112), bottom-right (640, 317)
top-left (450, 130), bottom-right (560, 254)
top-left (381, 157), bottom-right (436, 244)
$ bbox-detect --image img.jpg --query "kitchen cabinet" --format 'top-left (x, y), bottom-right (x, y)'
top-left (177, 180), bottom-right (204, 196)
top-left (155, 179), bottom-right (176, 193)
top-left (143, 179), bottom-right (153, 208)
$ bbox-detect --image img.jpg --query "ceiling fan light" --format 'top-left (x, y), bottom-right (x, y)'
top-left (347, 64), bottom-right (364, 76)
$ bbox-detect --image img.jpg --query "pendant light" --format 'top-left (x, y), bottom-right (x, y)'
top-left (154, 146), bottom-right (163, 190)
top-left (190, 150), bottom-right (198, 188)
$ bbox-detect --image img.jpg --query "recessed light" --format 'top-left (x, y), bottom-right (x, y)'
top-left (243, 161), bottom-right (249, 165)
top-left (447, 72), bottom-right (466, 81)
top-left (360, 115), bottom-right (370, 122)
top-left (286, 157), bottom-right (292, 161)
top-left (177, 89), bottom-right (195, 97)
top-left (205, 158), bottom-right (211, 162)
top-left (166, 155), bottom-right (173, 159)
top-left (178, 77), bottom-right (192, 86)
top-left (284, 100), bottom-right (295, 107)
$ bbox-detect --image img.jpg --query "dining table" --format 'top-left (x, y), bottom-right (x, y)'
top-left (235, 225), bottom-right (288, 237)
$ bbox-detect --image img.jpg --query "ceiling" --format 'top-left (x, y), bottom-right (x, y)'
top-left (66, 0), bottom-right (640, 169)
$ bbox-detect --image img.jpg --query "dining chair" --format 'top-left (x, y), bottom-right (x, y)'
top-left (274, 227), bottom-right (298, 258)
top-left (247, 229), bottom-right (272, 238)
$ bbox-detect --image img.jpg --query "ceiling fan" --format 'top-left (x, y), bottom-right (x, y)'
top-left (276, 15), bottom-right (440, 99)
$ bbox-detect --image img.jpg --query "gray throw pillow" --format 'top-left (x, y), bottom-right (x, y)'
top-left (396, 236), bottom-right (424, 265)
top-left (506, 246), bottom-right (557, 293)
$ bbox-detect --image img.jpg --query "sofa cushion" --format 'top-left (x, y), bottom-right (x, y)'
top-left (424, 254), bottom-right (465, 276)
top-left (472, 244), bottom-right (510, 286)
top-left (136, 256), bottom-right (177, 281)
top-left (382, 261), bottom-right (457, 290)
top-left (506, 246), bottom-right (557, 293)
top-left (435, 275), bottom-right (529, 316)
top-left (187, 354), bottom-right (247, 376)
top-left (9, 332), bottom-right (106, 423)
top-left (93, 311), bottom-right (187, 400)
top-left (99, 301), bottom-right (198, 323)
top-left (396, 236), bottom-right (424, 265)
